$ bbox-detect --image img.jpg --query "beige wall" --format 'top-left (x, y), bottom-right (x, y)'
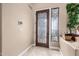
top-left (0, 4), bottom-right (2, 56)
top-left (32, 3), bottom-right (68, 43)
top-left (2, 4), bottom-right (33, 56)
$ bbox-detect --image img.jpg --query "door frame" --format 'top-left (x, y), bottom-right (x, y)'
top-left (36, 9), bottom-right (49, 48)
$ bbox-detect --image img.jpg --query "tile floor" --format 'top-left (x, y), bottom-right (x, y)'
top-left (23, 46), bottom-right (62, 56)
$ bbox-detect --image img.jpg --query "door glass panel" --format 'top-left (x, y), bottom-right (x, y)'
top-left (51, 8), bottom-right (59, 42)
top-left (38, 12), bottom-right (47, 43)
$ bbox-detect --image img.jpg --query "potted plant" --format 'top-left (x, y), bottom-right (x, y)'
top-left (66, 3), bottom-right (79, 34)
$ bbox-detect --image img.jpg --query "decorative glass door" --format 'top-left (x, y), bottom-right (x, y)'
top-left (51, 8), bottom-right (59, 47)
top-left (36, 9), bottom-right (49, 48)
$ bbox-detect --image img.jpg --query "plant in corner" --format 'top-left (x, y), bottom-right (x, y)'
top-left (66, 3), bottom-right (79, 34)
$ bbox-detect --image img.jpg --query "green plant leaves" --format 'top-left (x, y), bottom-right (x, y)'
top-left (66, 3), bottom-right (79, 31)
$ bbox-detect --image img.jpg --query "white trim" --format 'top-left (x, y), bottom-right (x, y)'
top-left (18, 44), bottom-right (33, 56)
top-left (60, 49), bottom-right (63, 56)
top-left (32, 44), bottom-right (35, 47)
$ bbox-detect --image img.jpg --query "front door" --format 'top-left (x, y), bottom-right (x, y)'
top-left (36, 9), bottom-right (49, 48)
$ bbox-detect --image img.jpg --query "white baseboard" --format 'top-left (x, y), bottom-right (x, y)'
top-left (18, 44), bottom-right (33, 56)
